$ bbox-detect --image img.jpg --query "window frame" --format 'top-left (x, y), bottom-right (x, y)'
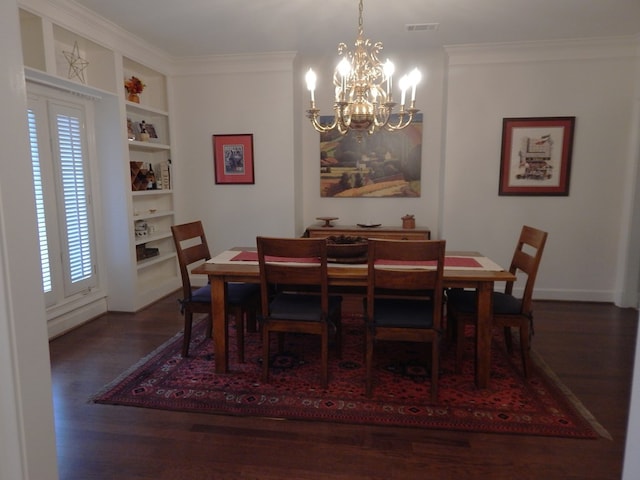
top-left (27, 85), bottom-right (99, 307)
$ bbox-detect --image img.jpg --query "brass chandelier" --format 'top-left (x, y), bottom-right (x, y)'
top-left (305, 0), bottom-right (421, 138)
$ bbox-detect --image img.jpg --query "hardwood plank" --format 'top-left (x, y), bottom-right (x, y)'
top-left (50, 293), bottom-right (637, 480)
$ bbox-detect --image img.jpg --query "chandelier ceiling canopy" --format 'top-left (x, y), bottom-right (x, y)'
top-left (305, 0), bottom-right (421, 138)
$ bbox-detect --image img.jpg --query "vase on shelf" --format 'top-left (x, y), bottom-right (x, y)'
top-left (127, 93), bottom-right (140, 103)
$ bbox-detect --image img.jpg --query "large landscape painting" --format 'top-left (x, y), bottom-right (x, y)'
top-left (319, 114), bottom-right (423, 197)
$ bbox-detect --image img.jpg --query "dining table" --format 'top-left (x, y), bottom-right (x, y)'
top-left (192, 248), bottom-right (516, 389)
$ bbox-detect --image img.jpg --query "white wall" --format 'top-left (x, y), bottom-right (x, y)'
top-left (169, 54), bottom-right (297, 253)
top-left (623, 311), bottom-right (640, 479)
top-left (0, 1), bottom-right (59, 478)
top-left (442, 38), bottom-right (638, 303)
top-left (186, 38), bottom-right (640, 304)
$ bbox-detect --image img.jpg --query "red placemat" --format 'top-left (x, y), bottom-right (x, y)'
top-left (376, 257), bottom-right (482, 268)
top-left (231, 251), bottom-right (319, 264)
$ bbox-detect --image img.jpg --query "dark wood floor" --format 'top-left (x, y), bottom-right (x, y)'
top-left (50, 293), bottom-right (638, 480)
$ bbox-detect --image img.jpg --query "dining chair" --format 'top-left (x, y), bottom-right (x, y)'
top-left (171, 221), bottom-right (260, 360)
top-left (447, 225), bottom-right (548, 377)
top-left (256, 236), bottom-right (343, 389)
top-left (364, 238), bottom-right (446, 402)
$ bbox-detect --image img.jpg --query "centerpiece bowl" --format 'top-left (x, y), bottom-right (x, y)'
top-left (326, 235), bottom-right (368, 263)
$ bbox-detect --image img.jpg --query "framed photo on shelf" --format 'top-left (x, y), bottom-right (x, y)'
top-left (144, 123), bottom-right (158, 140)
top-left (213, 133), bottom-right (255, 184)
top-left (499, 116), bottom-right (575, 196)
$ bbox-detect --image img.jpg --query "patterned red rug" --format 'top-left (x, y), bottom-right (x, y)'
top-left (92, 314), bottom-right (607, 438)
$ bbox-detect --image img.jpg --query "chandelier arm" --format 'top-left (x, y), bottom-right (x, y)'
top-left (307, 110), bottom-right (339, 133)
top-left (371, 102), bottom-right (393, 129)
top-left (384, 109), bottom-right (420, 132)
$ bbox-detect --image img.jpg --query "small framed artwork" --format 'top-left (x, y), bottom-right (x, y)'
top-left (213, 134), bottom-right (255, 184)
top-left (144, 123), bottom-right (158, 140)
top-left (499, 116), bottom-right (575, 196)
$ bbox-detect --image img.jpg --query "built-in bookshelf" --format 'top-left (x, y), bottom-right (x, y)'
top-left (19, 6), bottom-right (180, 312)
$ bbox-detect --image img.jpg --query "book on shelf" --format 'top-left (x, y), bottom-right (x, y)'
top-left (154, 160), bottom-right (171, 190)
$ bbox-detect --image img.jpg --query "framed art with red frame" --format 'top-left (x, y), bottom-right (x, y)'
top-left (213, 133), bottom-right (255, 184)
top-left (499, 117), bottom-right (575, 196)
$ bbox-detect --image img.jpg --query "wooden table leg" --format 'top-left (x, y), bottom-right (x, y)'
top-left (211, 276), bottom-right (228, 374)
top-left (475, 281), bottom-right (493, 388)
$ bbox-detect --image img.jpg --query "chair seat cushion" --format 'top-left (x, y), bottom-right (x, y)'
top-left (227, 282), bottom-right (260, 305)
top-left (269, 293), bottom-right (342, 322)
top-left (190, 284), bottom-right (211, 303)
top-left (189, 283), bottom-right (259, 305)
top-left (448, 289), bottom-right (522, 315)
top-left (373, 298), bottom-right (434, 328)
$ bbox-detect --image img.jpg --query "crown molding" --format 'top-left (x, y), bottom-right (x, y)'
top-left (446, 35), bottom-right (639, 66)
top-left (19, 0), bottom-right (173, 72)
top-left (167, 51), bottom-right (297, 76)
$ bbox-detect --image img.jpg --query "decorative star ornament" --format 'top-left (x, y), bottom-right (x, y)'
top-left (63, 41), bottom-right (89, 84)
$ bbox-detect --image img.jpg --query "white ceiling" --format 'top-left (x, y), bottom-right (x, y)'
top-left (64, 0), bottom-right (640, 58)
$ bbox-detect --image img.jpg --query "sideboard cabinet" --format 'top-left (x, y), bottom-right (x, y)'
top-left (305, 225), bottom-right (431, 241)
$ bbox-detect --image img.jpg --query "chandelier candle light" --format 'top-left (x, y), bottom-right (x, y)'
top-left (305, 0), bottom-right (421, 138)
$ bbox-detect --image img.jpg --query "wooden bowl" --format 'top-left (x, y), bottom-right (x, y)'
top-left (326, 235), bottom-right (368, 259)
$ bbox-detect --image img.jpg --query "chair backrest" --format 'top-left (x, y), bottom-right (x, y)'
top-left (505, 225), bottom-right (548, 314)
top-left (256, 236), bottom-right (329, 316)
top-left (171, 221), bottom-right (211, 300)
top-left (366, 239), bottom-right (446, 329)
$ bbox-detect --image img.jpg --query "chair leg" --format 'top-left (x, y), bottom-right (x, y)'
top-left (246, 306), bottom-right (258, 333)
top-left (182, 311), bottom-right (194, 357)
top-left (365, 329), bottom-right (374, 397)
top-left (333, 312), bottom-right (342, 359)
top-left (431, 339), bottom-right (439, 403)
top-left (503, 326), bottom-right (514, 354)
top-left (235, 309), bottom-right (245, 364)
top-left (205, 314), bottom-right (213, 339)
top-left (455, 316), bottom-right (466, 374)
top-left (519, 323), bottom-right (532, 378)
top-left (321, 327), bottom-right (329, 389)
top-left (262, 325), bottom-right (270, 383)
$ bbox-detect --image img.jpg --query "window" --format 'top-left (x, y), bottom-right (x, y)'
top-left (28, 87), bottom-right (97, 307)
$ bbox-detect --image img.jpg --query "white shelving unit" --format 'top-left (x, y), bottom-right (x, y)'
top-left (19, 6), bottom-right (180, 312)
top-left (122, 56), bottom-right (179, 310)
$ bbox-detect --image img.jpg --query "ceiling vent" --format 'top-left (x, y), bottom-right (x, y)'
top-left (406, 23), bottom-right (440, 32)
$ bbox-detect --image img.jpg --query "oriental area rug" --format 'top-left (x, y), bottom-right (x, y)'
top-left (92, 314), bottom-right (608, 439)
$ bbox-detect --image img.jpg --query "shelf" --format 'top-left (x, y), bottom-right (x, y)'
top-left (125, 56), bottom-right (176, 307)
top-left (125, 101), bottom-right (168, 117)
top-left (136, 252), bottom-right (176, 270)
top-left (128, 140), bottom-right (170, 151)
top-left (132, 209), bottom-right (174, 220)
top-left (123, 56), bottom-right (168, 111)
top-left (134, 231), bottom-right (173, 246)
top-left (52, 24), bottom-right (117, 92)
top-left (132, 190), bottom-right (172, 197)
top-left (24, 67), bottom-right (111, 101)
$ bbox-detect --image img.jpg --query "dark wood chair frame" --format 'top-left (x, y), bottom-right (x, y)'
top-left (172, 221), bottom-right (258, 360)
top-left (448, 225), bottom-right (548, 377)
top-left (257, 236), bottom-right (342, 389)
top-left (364, 238), bottom-right (446, 403)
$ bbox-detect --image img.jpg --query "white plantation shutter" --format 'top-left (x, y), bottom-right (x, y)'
top-left (27, 89), bottom-right (97, 305)
top-left (49, 102), bottom-right (96, 295)
top-left (27, 109), bottom-right (52, 294)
